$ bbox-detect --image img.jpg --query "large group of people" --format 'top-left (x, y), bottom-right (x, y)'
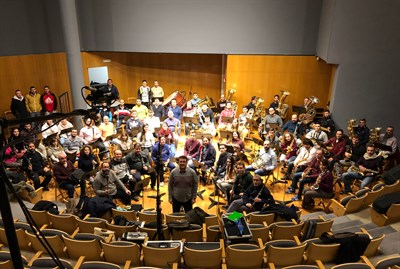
top-left (5, 80), bottom-right (399, 215)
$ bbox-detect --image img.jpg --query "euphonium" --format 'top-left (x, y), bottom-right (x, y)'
top-left (227, 88), bottom-right (236, 101)
top-left (299, 96), bottom-right (319, 124)
top-left (369, 127), bottom-right (382, 144)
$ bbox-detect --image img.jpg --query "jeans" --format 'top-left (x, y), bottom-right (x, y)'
top-left (342, 172), bottom-right (374, 192)
top-left (245, 165), bottom-right (272, 176)
top-left (59, 179), bottom-right (86, 198)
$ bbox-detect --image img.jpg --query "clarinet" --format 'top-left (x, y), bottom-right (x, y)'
top-left (251, 184), bottom-right (265, 210)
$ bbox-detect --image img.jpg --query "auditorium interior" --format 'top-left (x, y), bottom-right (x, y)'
top-left (0, 0), bottom-right (399, 269)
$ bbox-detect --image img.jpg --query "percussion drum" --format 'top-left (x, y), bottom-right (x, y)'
top-left (163, 91), bottom-right (186, 108)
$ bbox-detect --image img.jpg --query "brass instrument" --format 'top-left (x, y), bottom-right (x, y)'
top-left (197, 106), bottom-right (206, 125)
top-left (299, 96), bottom-right (319, 124)
top-left (276, 91), bottom-right (290, 119)
top-left (369, 127), bottom-right (382, 144)
top-left (252, 153), bottom-right (269, 169)
top-left (313, 169), bottom-right (327, 190)
top-left (286, 130), bottom-right (297, 155)
top-left (227, 88), bottom-right (236, 101)
top-left (347, 119), bottom-right (357, 137)
top-left (348, 165), bottom-right (379, 176)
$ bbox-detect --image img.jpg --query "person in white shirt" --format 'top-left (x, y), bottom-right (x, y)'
top-left (306, 123), bottom-right (328, 146)
top-left (58, 118), bottom-right (74, 146)
top-left (143, 109), bottom-right (160, 133)
top-left (79, 118), bottom-right (106, 159)
top-left (246, 140), bottom-right (277, 176)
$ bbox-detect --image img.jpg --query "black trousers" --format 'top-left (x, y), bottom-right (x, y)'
top-left (172, 197), bottom-right (193, 213)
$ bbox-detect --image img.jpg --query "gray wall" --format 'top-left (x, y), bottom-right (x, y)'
top-left (77, 0), bottom-right (322, 55)
top-left (317, 0), bottom-right (400, 130)
top-left (0, 0), bottom-right (65, 55)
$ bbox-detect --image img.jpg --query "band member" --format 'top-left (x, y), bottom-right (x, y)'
top-left (246, 140), bottom-right (277, 176)
top-left (137, 80), bottom-right (152, 108)
top-left (164, 110), bottom-right (181, 135)
top-left (226, 174), bottom-right (274, 213)
top-left (137, 124), bottom-right (155, 154)
top-left (269, 94), bottom-right (280, 110)
top-left (99, 116), bottom-right (115, 146)
top-left (218, 101), bottom-right (235, 127)
top-left (168, 156), bottom-right (198, 213)
top-left (281, 139), bottom-right (316, 181)
top-left (302, 159), bottom-right (334, 209)
top-left (125, 111), bottom-right (143, 137)
top-left (105, 79), bottom-right (120, 102)
top-left (151, 136), bottom-right (176, 186)
top-left (279, 132), bottom-right (297, 164)
top-left (214, 144), bottom-right (232, 178)
top-left (216, 94), bottom-right (227, 113)
top-left (282, 114), bottom-right (303, 138)
top-left (190, 92), bottom-right (201, 107)
top-left (22, 142), bottom-right (52, 190)
top-left (131, 99), bottom-right (148, 121)
top-left (264, 129), bottom-right (280, 153)
top-left (114, 99), bottom-right (131, 129)
top-left (97, 101), bottom-right (113, 123)
top-left (231, 131), bottom-right (245, 153)
top-left (200, 116), bottom-right (216, 137)
top-left (143, 109), bottom-right (160, 133)
top-left (125, 144), bottom-right (156, 196)
top-left (183, 101), bottom-right (197, 135)
top-left (238, 106), bottom-right (249, 126)
top-left (355, 118), bottom-right (370, 146)
top-left (342, 143), bottom-right (383, 194)
top-left (198, 103), bottom-right (214, 125)
top-left (262, 107), bottom-right (283, 130)
top-left (379, 126), bottom-right (399, 169)
top-left (184, 130), bottom-right (201, 166)
top-left (79, 118), bottom-right (107, 159)
top-left (306, 123), bottom-right (328, 146)
top-left (225, 161), bottom-right (253, 210)
top-left (195, 136), bottom-right (216, 185)
top-left (318, 110), bottom-right (335, 136)
top-left (215, 156), bottom-right (236, 201)
top-left (167, 99), bottom-right (183, 120)
top-left (323, 129), bottom-right (346, 169)
top-left (287, 149), bottom-right (325, 201)
top-left (151, 98), bottom-right (166, 118)
top-left (93, 162), bottom-right (132, 205)
top-left (158, 122), bottom-right (176, 156)
top-left (247, 96), bottom-right (257, 111)
top-left (151, 80), bottom-right (164, 102)
top-left (53, 152), bottom-right (86, 200)
top-left (341, 135), bottom-right (366, 166)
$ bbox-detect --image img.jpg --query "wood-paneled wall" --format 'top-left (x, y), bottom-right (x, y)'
top-left (0, 53), bottom-right (71, 117)
top-left (81, 52), bottom-right (223, 105)
top-left (225, 55), bottom-right (334, 115)
top-left (0, 53), bottom-right (333, 126)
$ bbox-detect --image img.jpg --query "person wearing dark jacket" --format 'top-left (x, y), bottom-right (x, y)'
top-left (10, 89), bottom-right (29, 119)
top-left (22, 142), bottom-right (52, 190)
top-left (78, 145), bottom-right (99, 179)
top-left (302, 159), bottom-right (334, 209)
top-left (227, 174), bottom-right (274, 213)
top-left (53, 152), bottom-right (86, 199)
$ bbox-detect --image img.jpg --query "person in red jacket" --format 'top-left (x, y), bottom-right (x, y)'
top-left (40, 86), bottom-right (57, 113)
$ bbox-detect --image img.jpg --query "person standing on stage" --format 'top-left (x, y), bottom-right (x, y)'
top-left (168, 156), bottom-right (198, 212)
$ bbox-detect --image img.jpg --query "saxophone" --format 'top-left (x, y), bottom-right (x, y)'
top-left (313, 169), bottom-right (327, 190)
top-left (348, 165), bottom-right (379, 176)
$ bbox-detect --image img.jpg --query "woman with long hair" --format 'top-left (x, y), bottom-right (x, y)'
top-left (78, 145), bottom-right (99, 179)
top-left (137, 123), bottom-right (155, 154)
top-left (216, 156), bottom-right (237, 201)
top-left (47, 137), bottom-right (65, 164)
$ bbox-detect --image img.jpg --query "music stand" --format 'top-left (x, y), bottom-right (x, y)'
top-left (375, 143), bottom-right (392, 152)
top-left (218, 142), bottom-right (234, 154)
top-left (195, 133), bottom-right (210, 140)
top-left (268, 123), bottom-right (282, 133)
top-left (59, 127), bottom-right (73, 136)
top-left (43, 132), bottom-right (58, 146)
top-left (105, 133), bottom-right (119, 142)
top-left (292, 105), bottom-right (306, 115)
top-left (221, 116), bottom-right (234, 124)
top-left (219, 130), bottom-right (233, 140)
top-left (183, 117), bottom-right (199, 126)
top-left (192, 159), bottom-right (205, 169)
top-left (252, 137), bottom-right (264, 146)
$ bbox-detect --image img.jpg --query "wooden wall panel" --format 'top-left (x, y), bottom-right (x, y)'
top-left (82, 52), bottom-right (223, 105)
top-left (226, 55), bottom-right (333, 114)
top-left (0, 53), bottom-right (70, 117)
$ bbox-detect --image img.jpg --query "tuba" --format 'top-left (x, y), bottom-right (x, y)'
top-left (299, 96), bottom-right (319, 124)
top-left (227, 88), bottom-right (236, 102)
top-left (276, 91), bottom-right (290, 119)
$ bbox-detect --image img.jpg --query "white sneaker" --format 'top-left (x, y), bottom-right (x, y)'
top-left (160, 182), bottom-right (164, 187)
